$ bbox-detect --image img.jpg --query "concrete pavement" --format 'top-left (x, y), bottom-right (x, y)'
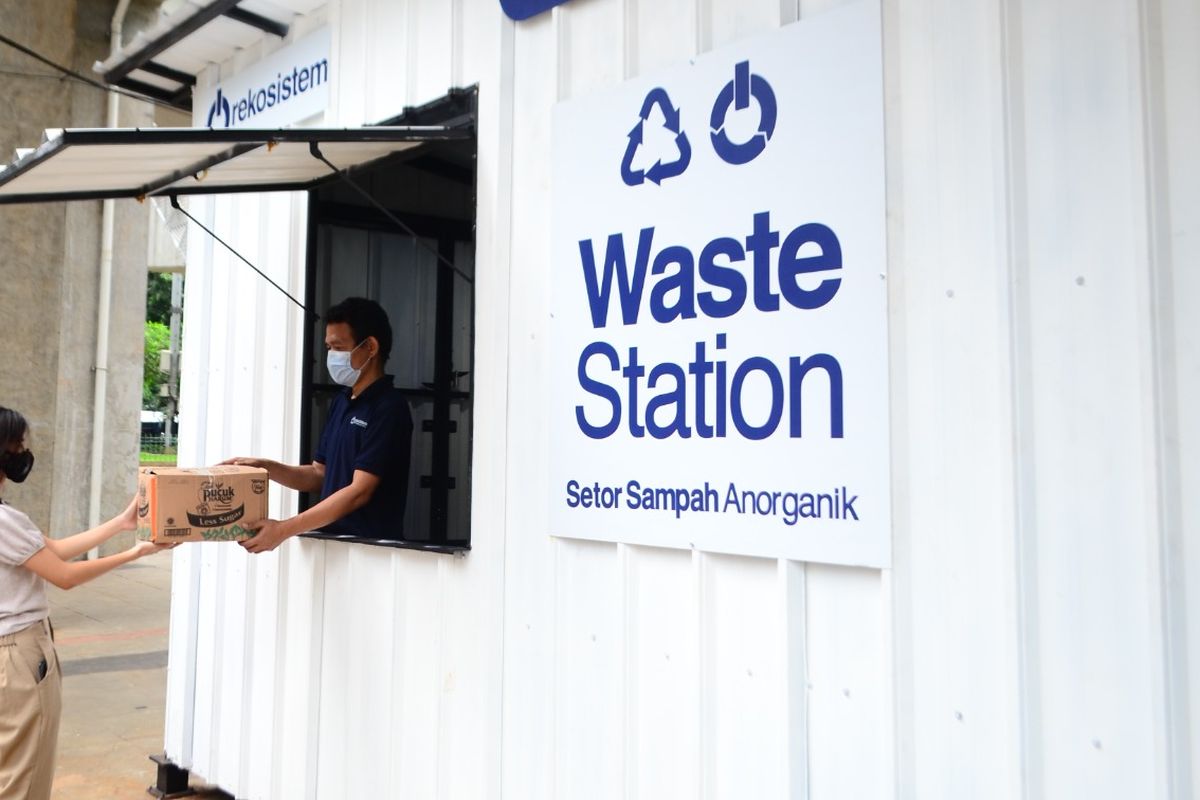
top-left (46, 551), bottom-right (226, 799)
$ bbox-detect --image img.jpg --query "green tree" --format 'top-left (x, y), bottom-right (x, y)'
top-left (143, 321), bottom-right (170, 411)
top-left (146, 272), bottom-right (174, 325)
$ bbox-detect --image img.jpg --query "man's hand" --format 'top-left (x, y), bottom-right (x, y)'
top-left (217, 458), bottom-right (323, 493)
top-left (221, 456), bottom-right (267, 468)
top-left (239, 518), bottom-right (292, 554)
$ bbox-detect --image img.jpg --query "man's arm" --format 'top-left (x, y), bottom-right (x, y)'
top-left (221, 457), bottom-right (325, 493)
top-left (239, 469), bottom-right (381, 554)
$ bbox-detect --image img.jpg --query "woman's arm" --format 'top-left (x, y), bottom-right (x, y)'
top-left (42, 495), bottom-right (139, 562)
top-left (23, 539), bottom-right (170, 590)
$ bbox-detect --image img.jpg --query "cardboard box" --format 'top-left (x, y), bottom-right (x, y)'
top-left (137, 466), bottom-right (269, 542)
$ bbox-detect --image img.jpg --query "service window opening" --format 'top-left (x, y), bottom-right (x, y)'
top-left (300, 130), bottom-right (475, 550)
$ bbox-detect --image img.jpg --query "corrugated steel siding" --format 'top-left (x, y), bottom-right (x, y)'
top-left (165, 0), bottom-right (1200, 797)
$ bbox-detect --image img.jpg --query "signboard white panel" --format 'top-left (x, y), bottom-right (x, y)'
top-left (192, 28), bottom-right (331, 129)
top-left (550, 1), bottom-right (890, 567)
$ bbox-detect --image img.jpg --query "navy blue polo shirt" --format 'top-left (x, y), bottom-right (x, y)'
top-left (313, 375), bottom-right (413, 539)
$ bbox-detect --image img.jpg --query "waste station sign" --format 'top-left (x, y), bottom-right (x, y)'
top-left (549, 1), bottom-right (891, 567)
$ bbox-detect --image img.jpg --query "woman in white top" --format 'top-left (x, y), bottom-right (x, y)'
top-left (0, 406), bottom-right (172, 800)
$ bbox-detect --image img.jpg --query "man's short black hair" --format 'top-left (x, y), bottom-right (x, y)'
top-left (0, 406), bottom-right (28, 450)
top-left (325, 297), bottom-right (393, 364)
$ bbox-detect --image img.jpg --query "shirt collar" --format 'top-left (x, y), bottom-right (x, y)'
top-left (349, 374), bottom-right (395, 404)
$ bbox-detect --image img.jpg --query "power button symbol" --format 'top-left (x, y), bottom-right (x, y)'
top-left (709, 61), bottom-right (777, 165)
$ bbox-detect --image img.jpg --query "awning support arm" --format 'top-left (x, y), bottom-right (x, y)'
top-left (308, 142), bottom-right (474, 285)
top-left (169, 194), bottom-right (315, 320)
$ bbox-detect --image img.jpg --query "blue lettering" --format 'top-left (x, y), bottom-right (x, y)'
top-left (574, 334), bottom-right (844, 442)
top-left (817, 493), bottom-right (834, 518)
top-left (645, 362), bottom-right (690, 439)
top-left (566, 479), bottom-right (622, 508)
top-left (724, 482), bottom-right (743, 513)
top-left (789, 353), bottom-right (844, 438)
top-left (311, 59), bottom-right (328, 87)
top-left (715, 333), bottom-right (727, 438)
top-left (697, 237), bottom-right (747, 318)
top-left (779, 223), bottom-right (842, 309)
top-left (576, 341), bottom-right (621, 438)
top-left (211, 55), bottom-right (330, 129)
top-left (745, 211), bottom-right (780, 312)
top-left (730, 357), bottom-right (783, 440)
top-left (578, 228), bottom-right (653, 328)
top-left (622, 346), bottom-right (646, 437)
top-left (577, 212), bottom-right (847, 328)
top-left (649, 245), bottom-right (696, 323)
top-left (688, 339), bottom-right (714, 438)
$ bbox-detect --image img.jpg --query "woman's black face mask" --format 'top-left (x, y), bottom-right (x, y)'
top-left (0, 449), bottom-right (34, 483)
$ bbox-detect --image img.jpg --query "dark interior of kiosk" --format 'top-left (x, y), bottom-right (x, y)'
top-left (300, 95), bottom-right (475, 552)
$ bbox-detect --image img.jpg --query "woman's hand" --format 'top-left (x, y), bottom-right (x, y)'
top-left (117, 493), bottom-right (140, 531)
top-left (128, 539), bottom-right (177, 559)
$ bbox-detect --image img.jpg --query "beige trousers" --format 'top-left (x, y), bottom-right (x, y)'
top-left (0, 619), bottom-right (60, 800)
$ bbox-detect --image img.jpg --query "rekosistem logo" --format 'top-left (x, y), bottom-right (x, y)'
top-left (206, 88), bottom-right (231, 128)
top-left (203, 58), bottom-right (329, 129)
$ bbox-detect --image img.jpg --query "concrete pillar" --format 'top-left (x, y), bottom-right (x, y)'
top-left (0, 0), bottom-right (165, 553)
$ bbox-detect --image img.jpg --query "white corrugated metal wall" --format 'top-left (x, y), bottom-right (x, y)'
top-left (165, 0), bottom-right (1199, 798)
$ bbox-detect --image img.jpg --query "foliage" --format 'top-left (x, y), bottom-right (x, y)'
top-left (144, 273), bottom-right (184, 414)
top-left (143, 321), bottom-right (170, 411)
top-left (146, 272), bottom-right (176, 325)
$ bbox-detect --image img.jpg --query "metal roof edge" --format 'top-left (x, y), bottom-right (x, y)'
top-left (94, 0), bottom-right (243, 84)
top-left (0, 124), bottom-right (474, 205)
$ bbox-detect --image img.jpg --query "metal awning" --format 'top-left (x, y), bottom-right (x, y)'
top-left (0, 126), bottom-right (471, 204)
top-left (93, 0), bottom-right (322, 109)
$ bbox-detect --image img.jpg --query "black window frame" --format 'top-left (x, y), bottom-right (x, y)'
top-left (298, 88), bottom-right (477, 555)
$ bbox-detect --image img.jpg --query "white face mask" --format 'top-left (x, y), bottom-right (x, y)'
top-left (327, 340), bottom-right (369, 387)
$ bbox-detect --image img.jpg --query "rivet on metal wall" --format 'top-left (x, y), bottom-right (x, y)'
top-left (1092, 739), bottom-right (1102, 750)
top-left (1075, 276), bottom-right (1086, 286)
top-left (954, 711), bottom-right (963, 722)
top-left (945, 289), bottom-right (955, 299)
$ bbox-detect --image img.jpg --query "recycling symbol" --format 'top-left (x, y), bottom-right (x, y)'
top-left (620, 88), bottom-right (692, 186)
top-left (709, 60), bottom-right (776, 165)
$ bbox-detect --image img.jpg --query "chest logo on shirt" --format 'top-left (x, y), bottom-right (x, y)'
top-left (350, 416), bottom-right (369, 428)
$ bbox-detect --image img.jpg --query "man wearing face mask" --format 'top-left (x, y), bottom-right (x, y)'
top-left (224, 297), bottom-right (414, 553)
